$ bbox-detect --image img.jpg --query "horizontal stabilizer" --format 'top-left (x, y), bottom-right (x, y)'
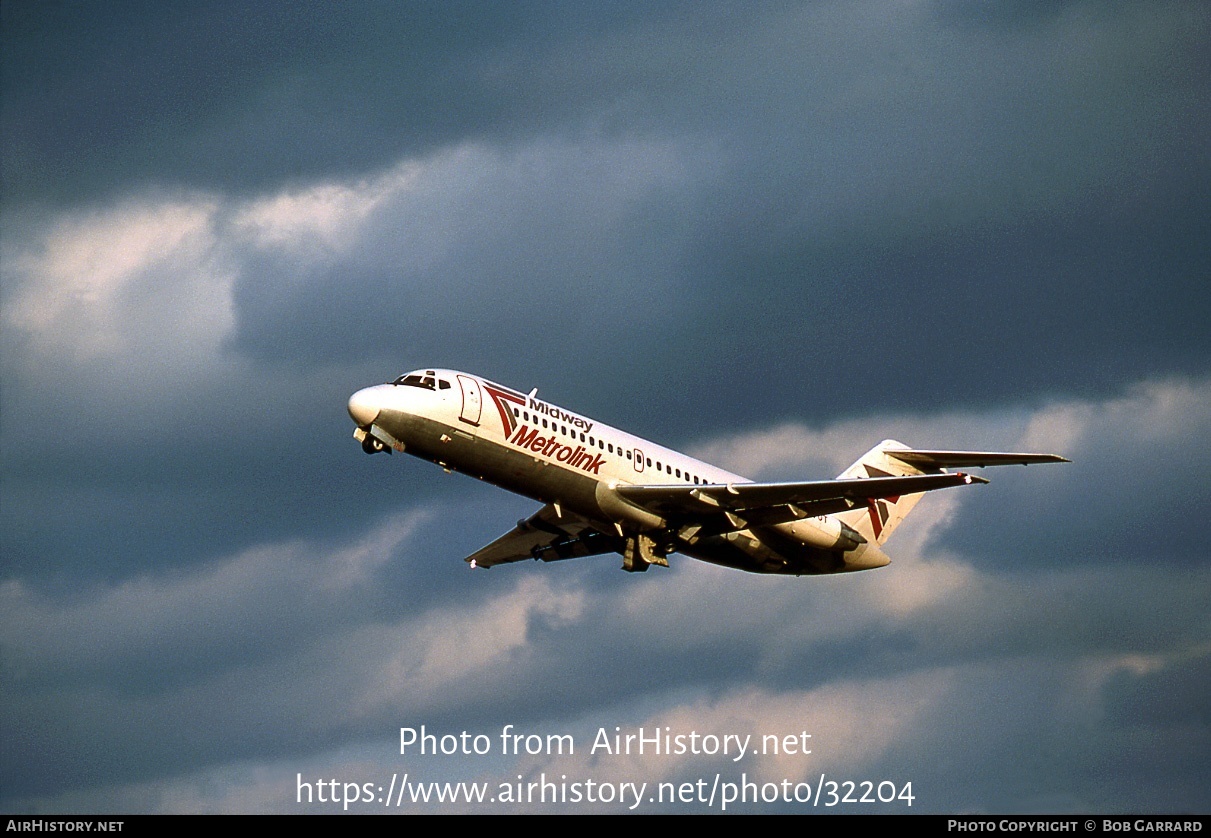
top-left (883, 449), bottom-right (1071, 469)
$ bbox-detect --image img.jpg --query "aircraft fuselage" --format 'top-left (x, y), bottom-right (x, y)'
top-left (348, 369), bottom-right (1066, 575)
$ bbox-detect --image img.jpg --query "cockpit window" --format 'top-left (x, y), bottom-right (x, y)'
top-left (388, 370), bottom-right (451, 391)
top-left (392, 373), bottom-right (435, 390)
top-left (390, 370), bottom-right (451, 391)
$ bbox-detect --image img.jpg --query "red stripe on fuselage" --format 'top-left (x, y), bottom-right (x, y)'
top-left (483, 384), bottom-right (526, 438)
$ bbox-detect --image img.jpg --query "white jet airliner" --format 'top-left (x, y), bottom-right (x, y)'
top-left (348, 369), bottom-right (1067, 575)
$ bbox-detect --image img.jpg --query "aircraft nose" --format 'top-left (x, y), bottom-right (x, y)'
top-left (347, 387), bottom-right (382, 426)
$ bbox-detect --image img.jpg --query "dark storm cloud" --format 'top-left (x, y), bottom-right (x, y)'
top-left (109, 0), bottom-right (1206, 430)
top-left (223, 139), bottom-right (706, 381)
top-left (1, 0), bottom-right (701, 204)
top-left (2, 0), bottom-right (1209, 815)
top-left (4, 1), bottom-right (1208, 430)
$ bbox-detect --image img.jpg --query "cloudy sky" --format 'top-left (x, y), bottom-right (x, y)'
top-left (2, 0), bottom-right (1208, 814)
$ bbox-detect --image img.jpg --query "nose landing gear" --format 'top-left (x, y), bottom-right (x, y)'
top-left (362, 434), bottom-right (388, 455)
top-left (353, 426), bottom-right (395, 455)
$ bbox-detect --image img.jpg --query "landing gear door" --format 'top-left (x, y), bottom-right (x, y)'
top-left (457, 375), bottom-right (482, 427)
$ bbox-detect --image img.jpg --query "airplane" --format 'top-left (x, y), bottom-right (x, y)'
top-left (347, 369), bottom-right (1068, 576)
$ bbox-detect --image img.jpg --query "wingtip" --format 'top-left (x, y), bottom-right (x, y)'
top-left (1019, 454), bottom-right (1072, 464)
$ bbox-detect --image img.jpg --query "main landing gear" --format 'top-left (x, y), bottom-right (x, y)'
top-left (621, 532), bottom-right (671, 573)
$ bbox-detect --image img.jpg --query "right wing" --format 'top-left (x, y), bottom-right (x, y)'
top-left (464, 503), bottom-right (621, 568)
top-left (613, 471), bottom-right (987, 523)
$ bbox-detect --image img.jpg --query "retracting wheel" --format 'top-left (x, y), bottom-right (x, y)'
top-left (361, 434), bottom-right (388, 455)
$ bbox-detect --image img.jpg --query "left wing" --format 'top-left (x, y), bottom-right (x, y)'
top-left (464, 503), bottom-right (621, 568)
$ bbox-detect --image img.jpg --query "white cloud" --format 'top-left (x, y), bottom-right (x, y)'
top-left (353, 575), bottom-right (585, 717)
top-left (1019, 376), bottom-right (1211, 456)
top-left (3, 198), bottom-right (230, 364)
top-left (512, 670), bottom-right (952, 790)
top-left (233, 169), bottom-right (412, 253)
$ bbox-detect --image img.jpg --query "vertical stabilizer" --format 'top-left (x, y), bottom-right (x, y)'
top-left (836, 440), bottom-right (930, 546)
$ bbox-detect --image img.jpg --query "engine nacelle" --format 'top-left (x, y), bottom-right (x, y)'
top-left (595, 481), bottom-right (665, 532)
top-left (775, 516), bottom-right (867, 552)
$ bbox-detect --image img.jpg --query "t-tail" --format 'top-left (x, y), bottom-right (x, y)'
top-left (834, 440), bottom-right (1070, 547)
